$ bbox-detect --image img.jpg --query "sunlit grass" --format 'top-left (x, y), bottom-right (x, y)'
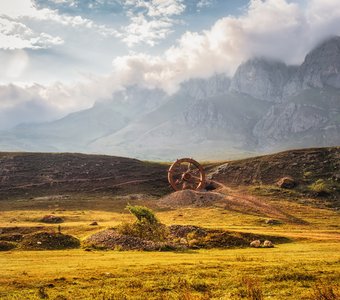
top-left (0, 193), bottom-right (339, 299)
top-left (0, 243), bottom-right (339, 299)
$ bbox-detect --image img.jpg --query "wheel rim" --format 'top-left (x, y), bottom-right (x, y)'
top-left (168, 158), bottom-right (205, 191)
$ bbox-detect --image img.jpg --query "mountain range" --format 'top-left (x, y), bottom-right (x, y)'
top-left (1, 37), bottom-right (340, 160)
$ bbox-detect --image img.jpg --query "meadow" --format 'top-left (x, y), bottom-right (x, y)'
top-left (0, 193), bottom-right (339, 299)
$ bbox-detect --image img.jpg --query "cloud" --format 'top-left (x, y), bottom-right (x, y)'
top-left (197, 0), bottom-right (213, 10)
top-left (0, 0), bottom-right (118, 50)
top-left (120, 0), bottom-right (186, 47)
top-left (2, 0), bottom-right (340, 129)
top-left (0, 79), bottom-right (108, 129)
top-left (109, 0), bottom-right (340, 92)
top-left (0, 17), bottom-right (64, 49)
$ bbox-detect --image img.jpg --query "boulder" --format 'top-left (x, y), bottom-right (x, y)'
top-left (250, 240), bottom-right (261, 248)
top-left (263, 240), bottom-right (274, 248)
top-left (277, 177), bottom-right (296, 189)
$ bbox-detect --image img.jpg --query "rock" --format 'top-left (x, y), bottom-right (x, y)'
top-left (250, 240), bottom-right (261, 248)
top-left (230, 58), bottom-right (292, 102)
top-left (263, 240), bottom-right (274, 248)
top-left (89, 221), bottom-right (98, 226)
top-left (284, 37), bottom-right (340, 97)
top-left (277, 177), bottom-right (296, 189)
top-left (265, 219), bottom-right (282, 225)
top-left (181, 74), bottom-right (231, 100)
top-left (40, 215), bottom-right (64, 224)
top-left (253, 102), bottom-right (329, 148)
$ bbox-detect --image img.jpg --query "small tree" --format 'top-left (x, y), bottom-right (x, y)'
top-left (126, 205), bottom-right (159, 224)
top-left (118, 205), bottom-right (169, 242)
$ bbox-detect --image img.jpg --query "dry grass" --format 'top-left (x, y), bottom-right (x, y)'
top-left (0, 242), bottom-right (339, 299)
top-left (0, 187), bottom-right (339, 299)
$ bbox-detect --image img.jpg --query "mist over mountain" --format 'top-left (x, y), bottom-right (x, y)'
top-left (1, 37), bottom-right (339, 160)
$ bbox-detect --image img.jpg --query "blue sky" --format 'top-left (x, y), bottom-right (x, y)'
top-left (0, 0), bottom-right (250, 84)
top-left (0, 0), bottom-right (339, 129)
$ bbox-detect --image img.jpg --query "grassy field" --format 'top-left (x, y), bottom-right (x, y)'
top-left (1, 243), bottom-right (339, 300)
top-left (0, 193), bottom-right (339, 300)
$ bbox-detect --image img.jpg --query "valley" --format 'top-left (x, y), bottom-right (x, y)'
top-left (0, 147), bottom-right (339, 299)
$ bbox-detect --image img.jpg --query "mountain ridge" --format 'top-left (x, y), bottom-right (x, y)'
top-left (0, 37), bottom-right (339, 160)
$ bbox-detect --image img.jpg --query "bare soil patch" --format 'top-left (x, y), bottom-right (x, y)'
top-left (158, 189), bottom-right (304, 223)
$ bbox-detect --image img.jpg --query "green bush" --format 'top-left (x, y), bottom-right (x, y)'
top-left (117, 205), bottom-right (169, 242)
top-left (126, 205), bottom-right (159, 224)
top-left (308, 179), bottom-right (332, 195)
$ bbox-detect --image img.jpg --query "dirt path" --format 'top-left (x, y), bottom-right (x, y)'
top-left (159, 179), bottom-right (307, 224)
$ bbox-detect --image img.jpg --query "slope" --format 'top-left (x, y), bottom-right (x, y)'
top-left (90, 92), bottom-right (271, 160)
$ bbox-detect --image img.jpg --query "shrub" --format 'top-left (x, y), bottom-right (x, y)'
top-left (117, 205), bottom-right (169, 242)
top-left (308, 179), bottom-right (332, 195)
top-left (126, 205), bottom-right (159, 224)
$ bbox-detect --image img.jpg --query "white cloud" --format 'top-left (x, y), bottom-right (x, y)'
top-left (109, 0), bottom-right (340, 93)
top-left (0, 78), bottom-right (109, 128)
top-left (197, 0), bottom-right (213, 9)
top-left (0, 0), bottom-right (118, 50)
top-left (120, 0), bottom-right (185, 47)
top-left (121, 14), bottom-right (174, 47)
top-left (2, 0), bottom-right (340, 129)
top-left (0, 17), bottom-right (64, 49)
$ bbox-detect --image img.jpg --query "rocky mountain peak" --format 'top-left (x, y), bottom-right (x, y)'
top-left (179, 74), bottom-right (230, 100)
top-left (230, 58), bottom-right (293, 102)
top-left (300, 36), bottom-right (340, 89)
top-left (284, 36), bottom-right (340, 96)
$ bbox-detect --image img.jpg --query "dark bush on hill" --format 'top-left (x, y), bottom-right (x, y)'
top-left (0, 241), bottom-right (17, 251)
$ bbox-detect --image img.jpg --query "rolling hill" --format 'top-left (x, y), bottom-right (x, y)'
top-left (1, 147), bottom-right (338, 206)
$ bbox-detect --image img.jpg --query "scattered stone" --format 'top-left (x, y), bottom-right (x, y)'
top-left (85, 225), bottom-right (288, 251)
top-left (89, 221), bottom-right (98, 226)
top-left (40, 215), bottom-right (64, 224)
top-left (250, 240), bottom-right (261, 248)
top-left (265, 219), bottom-right (282, 225)
top-left (263, 240), bottom-right (274, 248)
top-left (84, 229), bottom-right (176, 251)
top-left (277, 177), bottom-right (296, 189)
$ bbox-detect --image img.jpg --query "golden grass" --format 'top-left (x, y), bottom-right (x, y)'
top-left (0, 243), bottom-right (339, 299)
top-left (0, 193), bottom-right (339, 299)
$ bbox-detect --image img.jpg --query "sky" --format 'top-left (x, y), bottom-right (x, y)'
top-left (0, 0), bottom-right (340, 129)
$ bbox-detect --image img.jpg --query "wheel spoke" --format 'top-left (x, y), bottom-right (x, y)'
top-left (168, 158), bottom-right (205, 191)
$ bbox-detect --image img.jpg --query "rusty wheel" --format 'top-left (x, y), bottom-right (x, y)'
top-left (168, 158), bottom-right (205, 191)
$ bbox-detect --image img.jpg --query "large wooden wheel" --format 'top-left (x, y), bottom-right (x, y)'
top-left (168, 158), bottom-right (205, 191)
